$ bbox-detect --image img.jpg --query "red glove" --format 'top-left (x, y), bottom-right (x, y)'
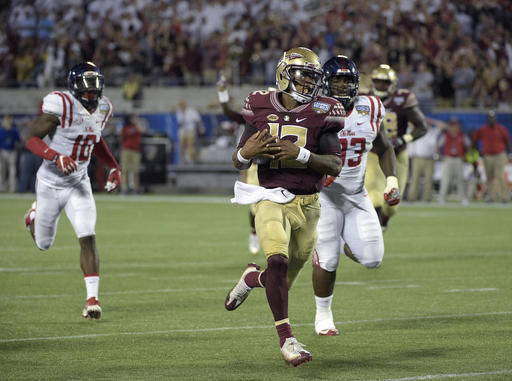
top-left (384, 176), bottom-right (401, 206)
top-left (104, 168), bottom-right (121, 192)
top-left (55, 154), bottom-right (78, 175)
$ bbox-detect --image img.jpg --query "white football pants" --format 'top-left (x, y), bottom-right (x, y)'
top-left (34, 178), bottom-right (96, 250)
top-left (315, 189), bottom-right (384, 272)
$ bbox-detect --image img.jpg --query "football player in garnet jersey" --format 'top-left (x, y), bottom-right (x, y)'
top-left (24, 62), bottom-right (121, 320)
top-left (312, 56), bottom-right (400, 336)
top-left (216, 75), bottom-right (261, 255)
top-left (364, 64), bottom-right (427, 231)
top-left (224, 47), bottom-right (344, 366)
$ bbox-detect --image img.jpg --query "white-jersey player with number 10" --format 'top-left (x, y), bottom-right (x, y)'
top-left (312, 56), bottom-right (401, 335)
top-left (24, 61), bottom-right (121, 320)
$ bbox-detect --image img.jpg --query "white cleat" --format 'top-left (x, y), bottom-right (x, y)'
top-left (315, 308), bottom-right (339, 336)
top-left (224, 263), bottom-right (260, 311)
top-left (82, 297), bottom-right (102, 319)
top-left (249, 233), bottom-right (260, 255)
top-left (281, 337), bottom-right (312, 366)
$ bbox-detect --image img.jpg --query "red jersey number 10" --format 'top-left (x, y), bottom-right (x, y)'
top-left (71, 134), bottom-right (96, 162)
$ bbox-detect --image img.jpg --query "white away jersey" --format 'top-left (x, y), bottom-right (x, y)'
top-left (324, 95), bottom-right (384, 196)
top-left (37, 90), bottom-right (113, 188)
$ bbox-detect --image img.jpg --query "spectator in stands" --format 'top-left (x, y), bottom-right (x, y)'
top-left (412, 61), bottom-right (434, 114)
top-left (175, 100), bottom-right (204, 165)
top-left (473, 111), bottom-right (512, 203)
top-left (122, 73), bottom-right (144, 108)
top-left (0, 0), bottom-right (512, 109)
top-left (121, 114), bottom-right (145, 194)
top-left (437, 117), bottom-right (471, 205)
top-left (408, 118), bottom-right (444, 202)
top-left (0, 114), bottom-right (21, 192)
top-left (452, 59), bottom-right (475, 108)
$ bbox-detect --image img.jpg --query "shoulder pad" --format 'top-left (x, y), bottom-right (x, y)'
top-left (41, 92), bottom-right (66, 117)
top-left (244, 90), bottom-right (272, 111)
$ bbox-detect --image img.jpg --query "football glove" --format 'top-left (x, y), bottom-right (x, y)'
top-left (391, 133), bottom-right (413, 148)
top-left (384, 176), bottom-right (401, 206)
top-left (104, 168), bottom-right (121, 192)
top-left (55, 154), bottom-right (78, 175)
top-left (324, 175), bottom-right (336, 187)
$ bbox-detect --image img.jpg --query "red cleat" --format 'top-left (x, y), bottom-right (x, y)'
top-left (82, 297), bottom-right (102, 319)
top-left (24, 201), bottom-right (36, 231)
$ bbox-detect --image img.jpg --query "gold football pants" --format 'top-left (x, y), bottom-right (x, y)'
top-left (365, 150), bottom-right (409, 217)
top-left (254, 194), bottom-right (320, 288)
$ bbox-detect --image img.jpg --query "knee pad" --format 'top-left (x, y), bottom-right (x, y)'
top-left (361, 260), bottom-right (382, 269)
top-left (36, 236), bottom-right (53, 251)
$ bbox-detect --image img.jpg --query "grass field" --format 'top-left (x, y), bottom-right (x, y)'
top-left (1, 194), bottom-right (511, 381)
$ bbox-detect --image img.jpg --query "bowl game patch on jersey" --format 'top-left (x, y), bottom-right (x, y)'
top-left (312, 101), bottom-right (331, 113)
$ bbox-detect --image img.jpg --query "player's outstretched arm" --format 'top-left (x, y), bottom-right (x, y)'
top-left (373, 124), bottom-right (397, 178)
top-left (26, 114), bottom-right (78, 175)
top-left (27, 113), bottom-right (60, 140)
top-left (373, 124), bottom-right (400, 206)
top-left (92, 137), bottom-right (121, 192)
top-left (405, 105), bottom-right (427, 142)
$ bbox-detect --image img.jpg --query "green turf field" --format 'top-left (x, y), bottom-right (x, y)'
top-left (1, 194), bottom-right (511, 381)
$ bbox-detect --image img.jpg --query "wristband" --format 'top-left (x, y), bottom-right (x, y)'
top-left (237, 149), bottom-right (251, 164)
top-left (402, 133), bottom-right (413, 143)
top-left (296, 147), bottom-right (311, 164)
top-left (218, 90), bottom-right (229, 103)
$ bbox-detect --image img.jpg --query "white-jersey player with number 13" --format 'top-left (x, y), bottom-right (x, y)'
top-left (24, 61), bottom-right (121, 320)
top-left (312, 56), bottom-right (401, 335)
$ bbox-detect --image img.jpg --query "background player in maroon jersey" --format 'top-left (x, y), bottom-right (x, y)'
top-left (364, 64), bottom-right (427, 231)
top-left (224, 47), bottom-right (344, 366)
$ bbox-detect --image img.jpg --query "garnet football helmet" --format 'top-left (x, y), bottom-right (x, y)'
top-left (275, 47), bottom-right (323, 104)
top-left (322, 55), bottom-right (359, 109)
top-left (370, 64), bottom-right (397, 100)
top-left (67, 61), bottom-right (104, 110)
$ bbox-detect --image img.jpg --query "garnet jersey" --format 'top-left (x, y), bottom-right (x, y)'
top-left (37, 90), bottom-right (113, 188)
top-left (239, 90), bottom-right (344, 195)
top-left (367, 88), bottom-right (418, 154)
top-left (325, 95), bottom-right (385, 196)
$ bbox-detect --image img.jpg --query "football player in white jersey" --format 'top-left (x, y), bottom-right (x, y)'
top-left (24, 62), bottom-right (121, 320)
top-left (312, 56), bottom-right (401, 335)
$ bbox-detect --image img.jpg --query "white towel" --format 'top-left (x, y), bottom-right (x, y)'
top-left (230, 180), bottom-right (295, 205)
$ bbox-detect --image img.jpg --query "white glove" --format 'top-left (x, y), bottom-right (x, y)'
top-left (384, 176), bottom-right (401, 206)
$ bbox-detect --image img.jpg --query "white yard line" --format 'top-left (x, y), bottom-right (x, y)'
top-left (365, 369), bottom-right (512, 381)
top-left (443, 288), bottom-right (499, 293)
top-left (367, 284), bottom-right (420, 290)
top-left (1, 311), bottom-right (510, 343)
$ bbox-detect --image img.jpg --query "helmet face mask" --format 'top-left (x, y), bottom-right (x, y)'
top-left (68, 62), bottom-right (104, 110)
top-left (370, 64), bottom-right (397, 100)
top-left (322, 55), bottom-right (359, 109)
top-left (276, 47), bottom-right (322, 104)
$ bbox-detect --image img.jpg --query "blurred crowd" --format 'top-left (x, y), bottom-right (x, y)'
top-left (1, 0), bottom-right (512, 109)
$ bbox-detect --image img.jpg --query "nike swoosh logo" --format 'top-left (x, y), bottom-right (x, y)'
top-left (296, 118), bottom-right (307, 122)
top-left (357, 122), bottom-right (364, 125)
